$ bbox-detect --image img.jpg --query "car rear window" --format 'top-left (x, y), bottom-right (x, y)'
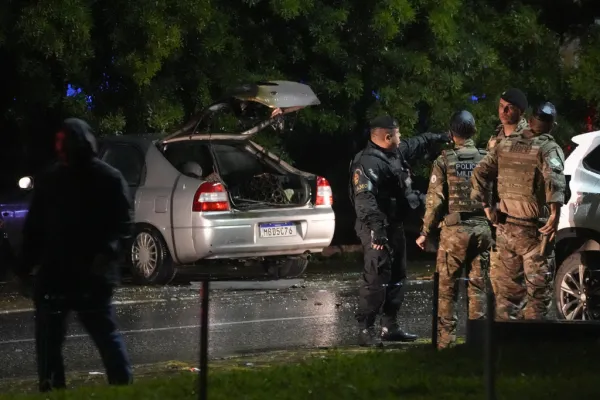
top-left (161, 141), bottom-right (267, 180)
top-left (210, 144), bottom-right (266, 178)
top-left (162, 142), bottom-right (215, 178)
top-left (583, 144), bottom-right (600, 174)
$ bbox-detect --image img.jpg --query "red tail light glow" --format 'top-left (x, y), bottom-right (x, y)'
top-left (315, 176), bottom-right (333, 206)
top-left (193, 182), bottom-right (231, 212)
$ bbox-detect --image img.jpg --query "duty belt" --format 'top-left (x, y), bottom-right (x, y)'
top-left (443, 211), bottom-right (486, 226)
top-left (499, 213), bottom-right (539, 227)
top-left (458, 211), bottom-right (486, 220)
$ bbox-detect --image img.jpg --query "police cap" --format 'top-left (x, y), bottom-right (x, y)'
top-left (500, 88), bottom-right (528, 112)
top-left (449, 110), bottom-right (476, 138)
top-left (370, 115), bottom-right (399, 130)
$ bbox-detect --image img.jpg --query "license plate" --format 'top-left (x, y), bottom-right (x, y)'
top-left (259, 222), bottom-right (296, 238)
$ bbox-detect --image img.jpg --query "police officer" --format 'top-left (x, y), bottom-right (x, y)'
top-left (471, 102), bottom-right (566, 320)
top-left (415, 110), bottom-right (493, 349)
top-left (17, 118), bottom-right (134, 392)
top-left (487, 88), bottom-right (530, 151)
top-left (350, 115), bottom-right (451, 346)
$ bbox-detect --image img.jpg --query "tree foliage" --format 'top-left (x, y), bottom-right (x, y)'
top-left (1, 0), bottom-right (599, 175)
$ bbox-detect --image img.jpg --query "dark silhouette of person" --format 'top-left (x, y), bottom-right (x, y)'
top-left (16, 118), bottom-right (134, 392)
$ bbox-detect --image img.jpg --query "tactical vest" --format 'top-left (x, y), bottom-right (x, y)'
top-left (487, 118), bottom-right (529, 151)
top-left (496, 136), bottom-right (542, 203)
top-left (348, 146), bottom-right (416, 218)
top-left (443, 146), bottom-right (486, 214)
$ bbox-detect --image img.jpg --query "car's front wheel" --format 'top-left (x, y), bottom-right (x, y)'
top-left (554, 251), bottom-right (600, 320)
top-left (130, 226), bottom-right (177, 285)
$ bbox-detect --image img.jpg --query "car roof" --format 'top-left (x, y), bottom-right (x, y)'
top-left (97, 134), bottom-right (162, 154)
top-left (99, 134), bottom-right (161, 144)
top-left (571, 130), bottom-right (600, 146)
top-left (97, 133), bottom-right (250, 152)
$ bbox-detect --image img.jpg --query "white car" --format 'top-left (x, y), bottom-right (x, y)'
top-left (2, 81), bottom-right (336, 285)
top-left (555, 130), bottom-right (600, 320)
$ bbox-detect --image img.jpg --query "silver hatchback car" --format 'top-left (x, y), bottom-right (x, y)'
top-left (93, 81), bottom-right (335, 284)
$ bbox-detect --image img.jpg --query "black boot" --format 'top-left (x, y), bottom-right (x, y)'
top-left (358, 326), bottom-right (382, 347)
top-left (381, 324), bottom-right (418, 342)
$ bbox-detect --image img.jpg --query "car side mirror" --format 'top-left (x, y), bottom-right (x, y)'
top-left (18, 176), bottom-right (34, 191)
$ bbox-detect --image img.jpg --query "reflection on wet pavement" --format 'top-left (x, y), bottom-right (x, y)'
top-left (0, 259), bottom-right (436, 312)
top-left (0, 276), bottom-right (451, 380)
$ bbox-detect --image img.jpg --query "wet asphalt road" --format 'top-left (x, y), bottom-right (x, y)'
top-left (0, 260), bottom-right (467, 380)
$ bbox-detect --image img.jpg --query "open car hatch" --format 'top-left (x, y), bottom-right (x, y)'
top-left (162, 80), bottom-right (320, 142)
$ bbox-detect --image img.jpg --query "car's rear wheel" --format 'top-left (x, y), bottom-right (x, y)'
top-left (555, 252), bottom-right (600, 320)
top-left (264, 256), bottom-right (309, 279)
top-left (130, 226), bottom-right (177, 285)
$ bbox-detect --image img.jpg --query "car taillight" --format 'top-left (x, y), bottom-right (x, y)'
top-left (315, 176), bottom-right (333, 206)
top-left (192, 182), bottom-right (231, 212)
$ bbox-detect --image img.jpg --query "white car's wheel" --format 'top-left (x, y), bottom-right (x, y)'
top-left (130, 226), bottom-right (177, 285)
top-left (555, 252), bottom-right (600, 320)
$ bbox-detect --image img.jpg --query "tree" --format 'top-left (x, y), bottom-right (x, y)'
top-left (1, 0), bottom-right (597, 178)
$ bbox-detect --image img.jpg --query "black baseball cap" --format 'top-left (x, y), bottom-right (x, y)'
top-left (500, 88), bottom-right (528, 112)
top-left (369, 115), bottom-right (399, 130)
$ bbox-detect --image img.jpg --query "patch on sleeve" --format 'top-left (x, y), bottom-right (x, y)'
top-left (548, 156), bottom-right (563, 172)
top-left (353, 169), bottom-right (361, 186)
top-left (352, 168), bottom-right (374, 194)
top-left (430, 175), bottom-right (437, 184)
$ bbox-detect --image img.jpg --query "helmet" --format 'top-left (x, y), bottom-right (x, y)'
top-left (532, 102), bottom-right (557, 124)
top-left (529, 102), bottom-right (557, 135)
top-left (181, 161), bottom-right (203, 178)
top-left (449, 110), bottom-right (476, 138)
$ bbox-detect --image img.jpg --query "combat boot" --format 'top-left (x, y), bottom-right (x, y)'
top-left (381, 323), bottom-right (418, 342)
top-left (358, 326), bottom-right (382, 347)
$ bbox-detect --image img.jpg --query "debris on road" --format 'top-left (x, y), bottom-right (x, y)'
top-left (190, 279), bottom-right (305, 291)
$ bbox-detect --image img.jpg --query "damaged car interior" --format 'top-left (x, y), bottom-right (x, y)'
top-left (160, 81), bottom-right (319, 211)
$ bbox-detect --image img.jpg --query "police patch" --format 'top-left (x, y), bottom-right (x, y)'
top-left (353, 169), bottom-right (361, 186)
top-left (548, 157), bottom-right (562, 169)
top-left (455, 161), bottom-right (477, 179)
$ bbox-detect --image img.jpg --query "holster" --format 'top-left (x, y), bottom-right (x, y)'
top-left (443, 211), bottom-right (486, 227)
top-left (497, 211), bottom-right (507, 225)
top-left (443, 212), bottom-right (461, 227)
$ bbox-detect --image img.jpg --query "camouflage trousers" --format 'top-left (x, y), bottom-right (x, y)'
top-left (436, 222), bottom-right (493, 349)
top-left (490, 222), bottom-right (553, 320)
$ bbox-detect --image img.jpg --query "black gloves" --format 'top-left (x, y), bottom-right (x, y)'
top-left (424, 132), bottom-right (452, 144)
top-left (372, 235), bottom-right (389, 246)
top-left (440, 132), bottom-right (452, 143)
top-left (370, 230), bottom-right (389, 248)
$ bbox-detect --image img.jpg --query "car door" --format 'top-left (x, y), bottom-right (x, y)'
top-left (99, 142), bottom-right (146, 204)
top-left (0, 189), bottom-right (33, 257)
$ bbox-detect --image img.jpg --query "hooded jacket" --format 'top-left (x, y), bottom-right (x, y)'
top-left (18, 118), bottom-right (133, 290)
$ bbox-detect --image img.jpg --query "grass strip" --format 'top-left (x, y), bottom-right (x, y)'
top-left (0, 342), bottom-right (597, 400)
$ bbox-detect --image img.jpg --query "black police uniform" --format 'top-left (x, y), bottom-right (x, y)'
top-left (349, 115), bottom-right (450, 345)
top-left (17, 118), bottom-right (134, 392)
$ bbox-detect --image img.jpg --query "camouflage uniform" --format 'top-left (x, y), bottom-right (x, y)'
top-left (471, 132), bottom-right (566, 320)
top-left (486, 117), bottom-right (529, 151)
top-left (421, 138), bottom-right (493, 349)
top-left (486, 117), bottom-right (529, 276)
